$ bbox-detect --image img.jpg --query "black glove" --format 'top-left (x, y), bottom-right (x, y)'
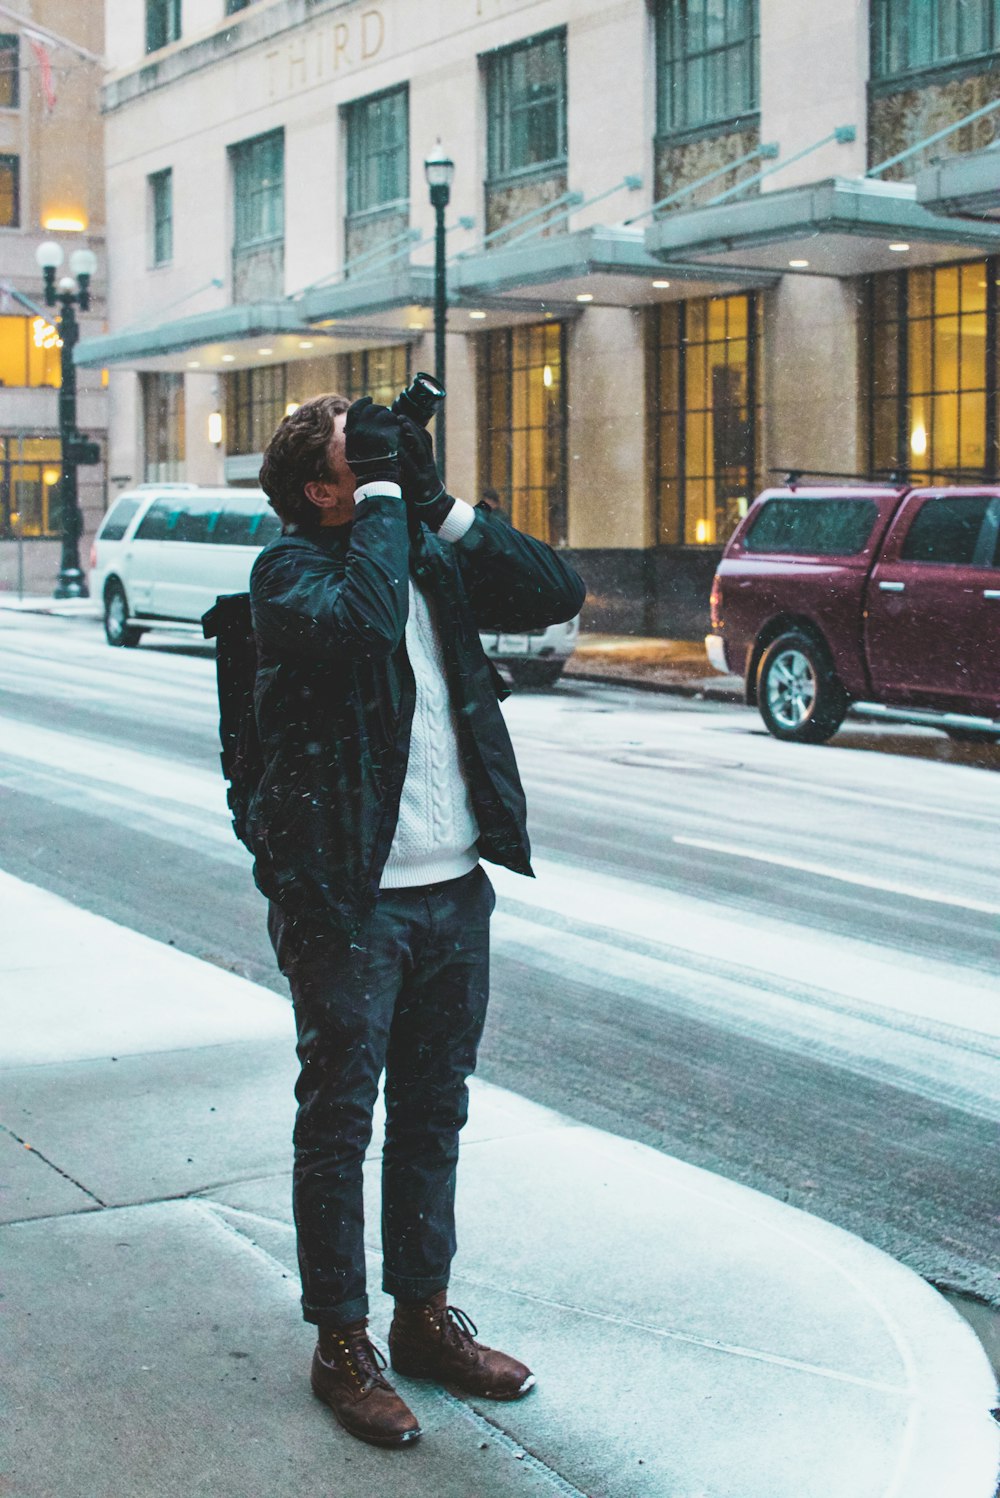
top-left (398, 415), bottom-right (456, 532)
top-left (344, 397), bottom-right (401, 486)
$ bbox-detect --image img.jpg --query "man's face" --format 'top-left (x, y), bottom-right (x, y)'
top-left (304, 412), bottom-right (357, 526)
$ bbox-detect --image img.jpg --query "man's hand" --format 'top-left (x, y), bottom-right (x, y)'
top-left (344, 397), bottom-right (401, 486)
top-left (398, 415), bottom-right (456, 533)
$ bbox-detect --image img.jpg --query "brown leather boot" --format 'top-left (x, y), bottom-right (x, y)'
top-left (389, 1291), bottom-right (535, 1401)
top-left (311, 1321), bottom-right (422, 1448)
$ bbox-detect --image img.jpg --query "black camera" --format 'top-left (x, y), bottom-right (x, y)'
top-left (392, 371), bottom-right (445, 429)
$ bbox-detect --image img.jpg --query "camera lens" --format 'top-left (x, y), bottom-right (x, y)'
top-left (392, 372), bottom-right (445, 428)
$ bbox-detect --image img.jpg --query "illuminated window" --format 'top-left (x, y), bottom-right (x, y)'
top-left (336, 345), bottom-right (409, 409)
top-left (867, 261), bottom-right (992, 481)
top-left (0, 437), bottom-right (63, 538)
top-left (141, 372), bottom-right (185, 481)
top-left (149, 168), bottom-right (173, 265)
top-left (225, 365), bottom-right (287, 455)
top-left (478, 322), bottom-right (567, 544)
top-left (649, 294), bottom-right (761, 546)
top-left (0, 34), bottom-right (19, 110)
top-left (0, 154), bottom-right (18, 227)
top-left (485, 30), bottom-right (567, 183)
top-left (0, 315), bottom-right (61, 387)
top-left (655, 0), bottom-right (759, 136)
top-left (871, 0), bottom-right (1000, 81)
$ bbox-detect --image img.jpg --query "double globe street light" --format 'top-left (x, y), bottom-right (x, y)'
top-left (424, 143), bottom-right (454, 485)
top-left (35, 239), bottom-right (101, 599)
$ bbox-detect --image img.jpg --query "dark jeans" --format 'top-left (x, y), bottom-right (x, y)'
top-left (267, 865), bottom-right (495, 1326)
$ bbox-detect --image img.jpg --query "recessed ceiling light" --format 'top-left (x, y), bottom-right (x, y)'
top-left (187, 360), bottom-right (200, 368)
top-left (298, 340), bottom-right (314, 349)
top-left (576, 293), bottom-right (594, 303)
top-left (221, 354), bottom-right (235, 362)
top-left (888, 242), bottom-right (910, 252)
top-left (468, 310), bottom-right (487, 320)
top-left (652, 279), bottom-right (671, 289)
top-left (788, 258), bottom-right (810, 268)
top-left (408, 321), bottom-right (424, 330)
top-left (258, 347), bottom-right (273, 355)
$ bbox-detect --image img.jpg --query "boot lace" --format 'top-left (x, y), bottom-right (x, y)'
top-left (441, 1304), bottom-right (480, 1361)
top-left (335, 1329), bottom-right (391, 1391)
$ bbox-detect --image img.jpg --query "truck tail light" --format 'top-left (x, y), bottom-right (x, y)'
top-left (709, 576), bottom-right (722, 630)
top-left (88, 542), bottom-right (97, 570)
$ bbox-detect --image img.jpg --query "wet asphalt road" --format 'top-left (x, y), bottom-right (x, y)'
top-left (1, 610), bottom-right (998, 1312)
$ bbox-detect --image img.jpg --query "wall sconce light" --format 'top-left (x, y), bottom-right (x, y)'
top-left (208, 411), bottom-right (223, 446)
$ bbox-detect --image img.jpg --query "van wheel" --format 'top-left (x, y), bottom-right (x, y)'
top-left (507, 660), bottom-right (564, 688)
top-left (104, 581), bottom-right (143, 648)
top-left (757, 631), bottom-right (847, 744)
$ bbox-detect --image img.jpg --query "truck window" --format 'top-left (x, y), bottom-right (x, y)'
top-left (97, 496), bottom-right (142, 542)
top-left (744, 498), bottom-right (878, 556)
top-left (212, 498), bottom-right (275, 546)
top-left (134, 497), bottom-right (182, 541)
top-left (173, 501), bottom-right (218, 544)
top-left (899, 496), bottom-right (990, 565)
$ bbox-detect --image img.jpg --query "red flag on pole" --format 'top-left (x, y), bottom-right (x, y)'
top-left (24, 31), bottom-right (57, 111)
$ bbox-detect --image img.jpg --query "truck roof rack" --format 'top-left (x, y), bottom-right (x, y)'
top-left (768, 467), bottom-right (909, 488)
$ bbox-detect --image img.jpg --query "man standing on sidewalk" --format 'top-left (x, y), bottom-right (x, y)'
top-left (249, 391), bottom-right (585, 1448)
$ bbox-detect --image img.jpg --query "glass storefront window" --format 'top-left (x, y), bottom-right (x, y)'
top-left (868, 259), bottom-right (994, 482)
top-left (0, 316), bottom-right (62, 388)
top-left (336, 345), bottom-right (410, 408)
top-left (141, 371), bottom-right (186, 481)
top-left (649, 293), bottom-right (761, 547)
top-left (0, 437), bottom-right (63, 538)
top-left (478, 322), bottom-right (567, 544)
top-left (225, 365), bottom-right (286, 457)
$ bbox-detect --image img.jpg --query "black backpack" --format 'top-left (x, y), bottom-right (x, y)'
top-left (202, 592), bottom-right (263, 851)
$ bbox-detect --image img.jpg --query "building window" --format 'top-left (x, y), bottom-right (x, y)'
top-left (649, 294), bottom-right (761, 547)
top-left (345, 86), bottom-right (408, 217)
top-left (149, 168), bottom-right (173, 266)
top-left (141, 372), bottom-right (186, 481)
top-left (335, 345), bottom-right (410, 408)
top-left (871, 0), bottom-right (1000, 82)
top-left (146, 0), bottom-right (181, 54)
top-left (0, 315), bottom-right (61, 387)
top-left (232, 130), bottom-right (284, 251)
top-left (478, 323), bottom-right (567, 545)
top-left (0, 34), bottom-right (19, 110)
top-left (655, 0), bottom-right (759, 137)
top-left (0, 437), bottom-right (62, 538)
top-left (486, 30), bottom-right (567, 182)
top-left (868, 261), bottom-right (995, 481)
top-left (225, 365), bottom-right (287, 456)
top-left (0, 153), bottom-right (19, 227)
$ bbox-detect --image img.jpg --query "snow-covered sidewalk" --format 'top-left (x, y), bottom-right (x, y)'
top-left (2, 868), bottom-right (997, 1498)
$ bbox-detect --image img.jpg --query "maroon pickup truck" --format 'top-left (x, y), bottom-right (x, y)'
top-left (706, 484), bottom-right (1000, 744)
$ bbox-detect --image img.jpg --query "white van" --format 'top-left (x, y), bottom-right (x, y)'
top-left (89, 483), bottom-right (579, 683)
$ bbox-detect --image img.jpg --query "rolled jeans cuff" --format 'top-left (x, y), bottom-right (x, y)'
top-left (303, 1292), bottom-right (369, 1328)
top-left (382, 1268), bottom-right (450, 1303)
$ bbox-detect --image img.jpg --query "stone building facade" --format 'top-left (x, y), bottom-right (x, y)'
top-left (0, 0), bottom-right (106, 594)
top-left (81, 0), bottom-right (1000, 634)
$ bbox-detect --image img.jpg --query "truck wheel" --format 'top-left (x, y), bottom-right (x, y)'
top-left (507, 660), bottom-right (564, 688)
top-left (946, 728), bottom-right (999, 745)
top-left (757, 631), bottom-right (847, 744)
top-left (104, 580), bottom-right (143, 648)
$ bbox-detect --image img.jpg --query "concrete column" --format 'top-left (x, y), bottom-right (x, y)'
top-left (566, 306), bottom-right (647, 549)
top-left (762, 277), bottom-right (864, 479)
top-left (444, 330), bottom-right (478, 504)
top-left (184, 374), bottom-right (226, 486)
top-left (107, 370), bottom-right (141, 496)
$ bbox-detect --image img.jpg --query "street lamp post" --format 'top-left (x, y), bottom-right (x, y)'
top-left (35, 240), bottom-right (99, 599)
top-left (424, 143), bottom-right (454, 484)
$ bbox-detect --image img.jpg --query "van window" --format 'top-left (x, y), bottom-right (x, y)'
top-left (212, 498), bottom-right (278, 546)
top-left (134, 497), bottom-right (181, 541)
top-left (98, 495), bottom-right (143, 542)
top-left (900, 495), bottom-right (990, 565)
top-left (744, 498), bottom-right (879, 556)
top-left (173, 501), bottom-right (218, 544)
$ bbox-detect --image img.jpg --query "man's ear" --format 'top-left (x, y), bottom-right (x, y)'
top-left (304, 480), bottom-right (332, 510)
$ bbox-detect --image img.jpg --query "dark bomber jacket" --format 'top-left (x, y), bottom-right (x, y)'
top-left (247, 492), bottom-right (586, 940)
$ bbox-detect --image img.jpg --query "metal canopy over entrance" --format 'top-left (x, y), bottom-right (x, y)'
top-left (644, 176), bottom-right (1000, 277)
top-left (450, 225), bottom-right (777, 317)
top-left (917, 148), bottom-right (1000, 222)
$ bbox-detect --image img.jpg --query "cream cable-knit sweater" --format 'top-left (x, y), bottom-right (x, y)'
top-left (354, 482), bottom-right (480, 890)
